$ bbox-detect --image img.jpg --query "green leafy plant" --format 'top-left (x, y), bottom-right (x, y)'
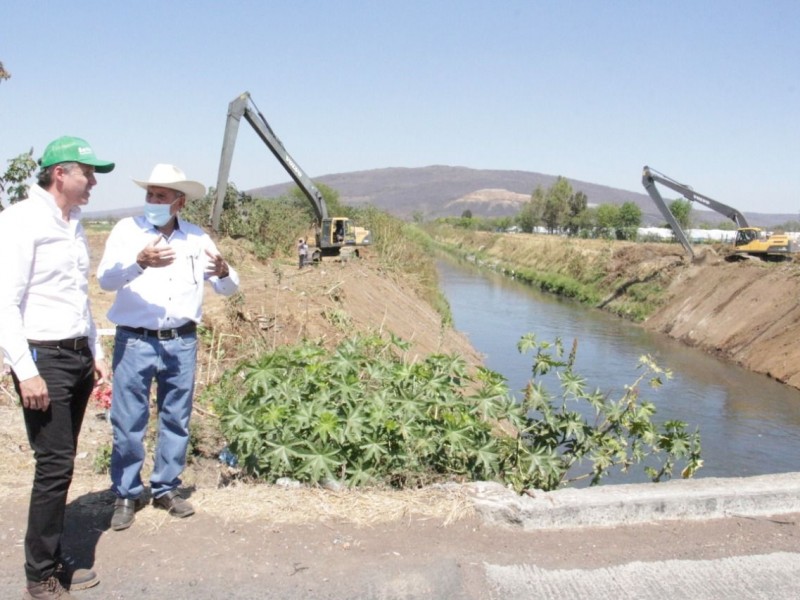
top-left (209, 332), bottom-right (701, 492)
top-left (1, 149), bottom-right (37, 210)
top-left (93, 442), bottom-right (112, 474)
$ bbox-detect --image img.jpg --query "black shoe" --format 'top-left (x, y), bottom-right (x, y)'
top-left (152, 489), bottom-right (195, 518)
top-left (55, 555), bottom-right (99, 590)
top-left (110, 497), bottom-right (146, 531)
top-left (23, 576), bottom-right (74, 599)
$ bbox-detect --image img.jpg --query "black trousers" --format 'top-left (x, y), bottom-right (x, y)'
top-left (13, 345), bottom-right (94, 582)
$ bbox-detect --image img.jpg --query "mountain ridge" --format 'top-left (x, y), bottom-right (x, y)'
top-left (86, 165), bottom-right (794, 228)
top-left (249, 165), bottom-right (792, 227)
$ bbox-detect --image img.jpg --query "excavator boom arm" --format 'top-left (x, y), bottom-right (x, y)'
top-left (641, 166), bottom-right (695, 258)
top-left (212, 92), bottom-right (328, 231)
top-left (642, 166), bottom-right (749, 228)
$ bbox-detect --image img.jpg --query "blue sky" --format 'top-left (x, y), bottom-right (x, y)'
top-left (2, 0), bottom-right (798, 215)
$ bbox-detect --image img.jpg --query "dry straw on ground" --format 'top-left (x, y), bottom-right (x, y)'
top-left (0, 387), bottom-right (475, 528)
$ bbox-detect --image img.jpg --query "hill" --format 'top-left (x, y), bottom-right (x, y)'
top-left (85, 165), bottom-right (796, 228)
top-left (250, 165), bottom-right (795, 227)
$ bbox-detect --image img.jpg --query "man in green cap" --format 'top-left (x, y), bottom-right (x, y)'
top-left (0, 136), bottom-right (114, 599)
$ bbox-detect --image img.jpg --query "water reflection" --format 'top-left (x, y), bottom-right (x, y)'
top-left (437, 256), bottom-right (800, 481)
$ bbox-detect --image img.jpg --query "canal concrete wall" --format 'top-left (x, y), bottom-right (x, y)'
top-left (469, 472), bottom-right (800, 529)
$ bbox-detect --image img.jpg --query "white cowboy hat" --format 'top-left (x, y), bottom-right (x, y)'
top-left (133, 163), bottom-right (206, 201)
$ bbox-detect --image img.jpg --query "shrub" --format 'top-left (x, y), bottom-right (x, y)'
top-left (210, 333), bottom-right (702, 492)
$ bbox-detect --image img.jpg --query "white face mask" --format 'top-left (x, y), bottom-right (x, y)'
top-left (144, 201), bottom-right (175, 227)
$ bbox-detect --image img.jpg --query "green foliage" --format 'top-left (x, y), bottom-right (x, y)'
top-left (669, 199), bottom-right (692, 230)
top-left (1, 149), bottom-right (37, 209)
top-left (193, 180), bottom-right (453, 327)
top-left (185, 183), bottom-right (314, 259)
top-left (210, 333), bottom-right (702, 492)
top-left (565, 191), bottom-right (589, 235)
top-left (595, 203), bottom-right (619, 238)
top-left (510, 267), bottom-right (601, 304)
top-left (541, 176), bottom-right (572, 233)
top-left (517, 186), bottom-right (545, 233)
top-left (93, 442), bottom-right (112, 474)
top-left (615, 201), bottom-right (643, 240)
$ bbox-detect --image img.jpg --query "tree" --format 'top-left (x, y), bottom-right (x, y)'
top-left (669, 199), bottom-right (692, 230)
top-left (595, 204), bottom-right (619, 239)
top-left (517, 186), bottom-right (545, 233)
top-left (541, 177), bottom-right (571, 233)
top-left (615, 201), bottom-right (642, 240)
top-left (565, 190), bottom-right (588, 236)
top-left (1, 150), bottom-right (37, 211)
top-left (461, 209), bottom-right (473, 220)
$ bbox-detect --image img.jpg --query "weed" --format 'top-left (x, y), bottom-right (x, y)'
top-left (211, 333), bottom-right (702, 493)
top-left (93, 443), bottom-right (112, 474)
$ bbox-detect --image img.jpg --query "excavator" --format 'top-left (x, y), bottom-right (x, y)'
top-left (212, 92), bottom-right (371, 262)
top-left (641, 166), bottom-right (797, 261)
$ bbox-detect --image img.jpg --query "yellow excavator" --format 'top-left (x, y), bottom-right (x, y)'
top-left (211, 92), bottom-right (372, 262)
top-left (642, 166), bottom-right (797, 261)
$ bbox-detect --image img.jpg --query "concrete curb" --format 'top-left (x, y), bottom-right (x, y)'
top-left (468, 472), bottom-right (800, 530)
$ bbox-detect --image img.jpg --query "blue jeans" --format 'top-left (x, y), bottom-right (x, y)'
top-left (110, 328), bottom-right (197, 500)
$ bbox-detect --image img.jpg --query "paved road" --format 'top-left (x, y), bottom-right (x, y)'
top-left (486, 552), bottom-right (800, 599)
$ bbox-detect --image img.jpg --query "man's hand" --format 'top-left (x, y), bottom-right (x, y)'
top-left (94, 358), bottom-right (110, 386)
top-left (205, 249), bottom-right (230, 278)
top-left (136, 235), bottom-right (175, 269)
top-left (19, 375), bottom-right (49, 411)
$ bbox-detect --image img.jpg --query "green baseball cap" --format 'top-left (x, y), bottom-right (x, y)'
top-left (39, 136), bottom-right (115, 173)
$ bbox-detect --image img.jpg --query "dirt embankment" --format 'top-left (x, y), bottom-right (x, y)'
top-left (641, 248), bottom-right (800, 389)
top-left (87, 230), bottom-right (483, 386)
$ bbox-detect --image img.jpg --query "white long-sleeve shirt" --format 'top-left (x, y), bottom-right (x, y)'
top-left (0, 185), bottom-right (102, 380)
top-left (96, 215), bottom-right (239, 330)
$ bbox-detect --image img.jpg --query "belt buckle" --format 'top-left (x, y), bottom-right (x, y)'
top-left (156, 329), bottom-right (175, 340)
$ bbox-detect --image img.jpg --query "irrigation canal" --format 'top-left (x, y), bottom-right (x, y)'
top-left (436, 256), bottom-right (800, 484)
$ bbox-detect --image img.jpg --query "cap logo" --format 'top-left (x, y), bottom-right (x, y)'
top-left (78, 147), bottom-right (93, 156)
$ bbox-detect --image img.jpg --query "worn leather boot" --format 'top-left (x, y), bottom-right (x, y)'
top-left (152, 489), bottom-right (195, 518)
top-left (55, 555), bottom-right (99, 590)
top-left (111, 496), bottom-right (146, 531)
top-left (23, 576), bottom-right (74, 599)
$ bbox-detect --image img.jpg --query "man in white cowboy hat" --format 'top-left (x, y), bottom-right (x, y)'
top-left (97, 164), bottom-right (239, 531)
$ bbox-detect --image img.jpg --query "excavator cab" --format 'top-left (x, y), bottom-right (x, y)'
top-left (734, 228), bottom-right (761, 247)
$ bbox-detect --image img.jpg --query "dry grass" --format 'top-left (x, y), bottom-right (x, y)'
top-left (0, 393), bottom-right (475, 529)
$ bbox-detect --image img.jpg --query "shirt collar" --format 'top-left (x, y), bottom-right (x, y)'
top-left (29, 184), bottom-right (82, 223)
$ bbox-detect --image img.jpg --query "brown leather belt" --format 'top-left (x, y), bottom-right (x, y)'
top-left (118, 322), bottom-right (197, 340)
top-left (27, 337), bottom-right (89, 351)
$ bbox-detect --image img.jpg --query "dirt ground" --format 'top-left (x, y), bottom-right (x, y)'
top-left (2, 231), bottom-right (799, 598)
top-left (641, 246), bottom-right (800, 389)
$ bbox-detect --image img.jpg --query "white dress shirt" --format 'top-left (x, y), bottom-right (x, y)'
top-left (0, 184), bottom-right (102, 380)
top-left (97, 215), bottom-right (239, 330)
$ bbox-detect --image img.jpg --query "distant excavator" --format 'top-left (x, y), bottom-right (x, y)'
top-left (211, 92), bottom-right (372, 262)
top-left (641, 166), bottom-right (797, 261)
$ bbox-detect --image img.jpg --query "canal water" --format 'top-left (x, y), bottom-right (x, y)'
top-left (436, 256), bottom-right (800, 483)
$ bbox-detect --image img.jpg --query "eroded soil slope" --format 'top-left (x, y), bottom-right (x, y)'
top-left (642, 248), bottom-right (800, 389)
top-left (87, 231), bottom-right (483, 383)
